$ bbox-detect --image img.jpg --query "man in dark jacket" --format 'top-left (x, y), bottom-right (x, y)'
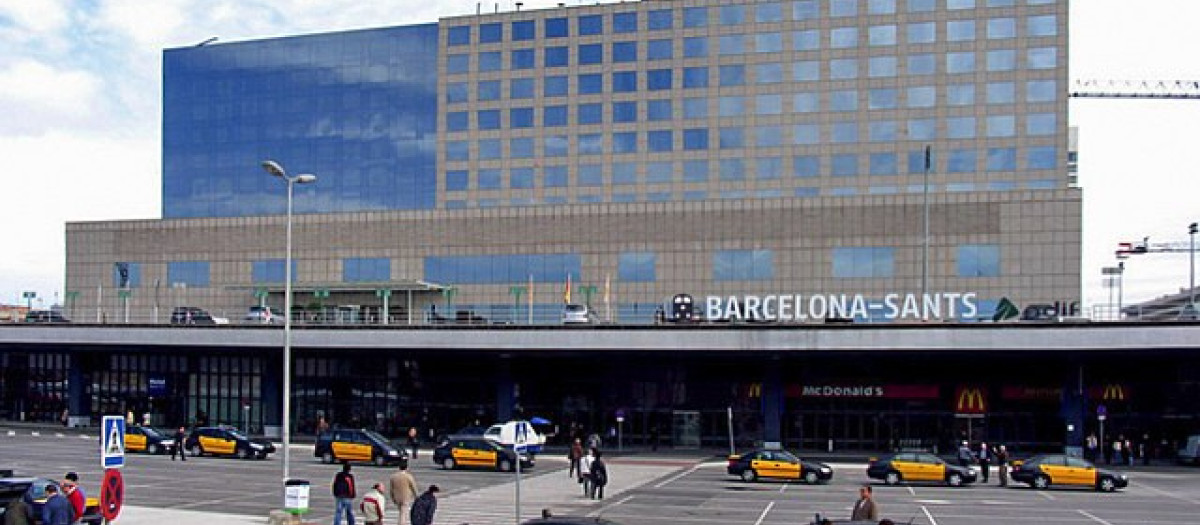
top-left (171, 427), bottom-right (187, 461)
top-left (589, 450), bottom-right (608, 500)
top-left (40, 485), bottom-right (71, 525)
top-left (409, 485), bottom-right (439, 525)
top-left (332, 463), bottom-right (356, 525)
top-left (850, 485), bottom-right (879, 522)
top-left (4, 498), bottom-right (31, 525)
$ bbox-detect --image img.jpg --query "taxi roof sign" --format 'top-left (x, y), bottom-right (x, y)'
top-left (101, 415), bottom-right (126, 468)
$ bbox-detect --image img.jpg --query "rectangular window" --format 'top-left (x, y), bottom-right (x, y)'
top-left (613, 132), bottom-right (637, 154)
top-left (619, 252), bottom-right (657, 282)
top-left (869, 25), bottom-right (897, 46)
top-left (947, 84), bottom-right (975, 105)
top-left (947, 52), bottom-right (976, 74)
top-left (757, 157), bottom-right (783, 179)
top-left (648, 130), bottom-right (673, 152)
top-left (544, 76), bottom-right (568, 97)
top-left (112, 262), bottom-right (141, 288)
top-left (510, 78), bottom-right (534, 99)
top-left (447, 82), bottom-right (468, 103)
top-left (612, 71), bottom-right (637, 93)
top-left (683, 97), bottom-right (708, 119)
top-left (719, 35), bottom-right (745, 55)
top-left (832, 122), bottom-right (857, 143)
top-left (613, 12), bottom-right (638, 33)
top-left (578, 164), bottom-right (603, 186)
top-left (683, 160), bottom-right (709, 182)
top-left (544, 105), bottom-right (568, 127)
top-left (907, 118), bottom-right (936, 140)
top-left (647, 99), bottom-right (672, 121)
top-left (1027, 15), bottom-right (1058, 37)
top-left (756, 125), bottom-right (783, 147)
top-left (478, 51), bottom-right (502, 72)
top-left (545, 135), bottom-right (570, 157)
top-left (612, 162), bottom-right (638, 185)
top-left (612, 41), bottom-right (638, 62)
top-left (831, 154), bottom-right (858, 176)
top-left (477, 80), bottom-right (501, 101)
top-left (446, 140), bottom-right (469, 161)
top-left (794, 155), bottom-right (820, 177)
top-left (512, 20), bottom-right (535, 41)
top-left (683, 128), bottom-right (709, 150)
top-left (447, 54), bottom-right (469, 74)
top-left (831, 27), bottom-right (858, 48)
top-left (719, 127), bottom-right (745, 149)
top-left (511, 49), bottom-right (535, 70)
top-left (947, 117), bottom-right (976, 139)
top-left (683, 67), bottom-right (709, 88)
top-left (793, 123), bottom-right (819, 145)
top-left (756, 63), bottom-right (783, 84)
top-left (446, 111), bottom-right (468, 132)
top-left (579, 43), bottom-right (603, 65)
top-left (907, 22), bottom-right (936, 44)
top-left (987, 49), bottom-right (1017, 71)
top-left (794, 93), bottom-right (819, 114)
top-left (425, 254), bottom-right (581, 285)
top-left (683, 36), bottom-right (708, 58)
top-left (870, 153), bottom-right (898, 176)
top-left (480, 22), bottom-right (502, 43)
top-left (1027, 80), bottom-right (1057, 103)
top-left (719, 159), bottom-right (744, 181)
top-left (683, 6), bottom-right (708, 27)
top-left (446, 170), bottom-right (468, 191)
top-left (757, 2), bottom-right (783, 22)
top-left (720, 4), bottom-right (745, 25)
top-left (714, 250), bottom-right (774, 281)
top-left (577, 103), bottom-right (603, 125)
top-left (831, 90), bottom-right (858, 112)
top-left (250, 260), bottom-right (292, 284)
top-left (477, 109), bottom-right (501, 130)
top-left (756, 95), bottom-right (783, 115)
top-left (909, 0), bottom-right (935, 11)
top-left (1027, 113), bottom-right (1056, 136)
top-left (719, 65), bottom-right (745, 86)
top-left (947, 0), bottom-right (975, 9)
top-left (510, 167), bottom-right (534, 189)
top-left (794, 60), bottom-right (820, 81)
top-left (1027, 47), bottom-right (1057, 69)
top-left (869, 56), bottom-right (897, 77)
top-left (344, 257), bottom-right (391, 282)
top-left (447, 26), bottom-right (470, 46)
top-left (647, 39), bottom-right (672, 60)
top-left (988, 18), bottom-right (1016, 39)
top-left (719, 96), bottom-right (745, 117)
top-left (648, 9), bottom-right (673, 30)
top-left (647, 161), bottom-right (673, 183)
top-left (756, 33), bottom-right (783, 53)
top-left (1027, 146), bottom-right (1057, 169)
top-left (545, 17), bottom-right (568, 38)
top-left (510, 138), bottom-right (534, 158)
top-left (478, 139), bottom-right (501, 160)
top-left (947, 20), bottom-right (975, 42)
top-left (987, 147), bottom-right (1017, 171)
top-left (833, 247), bottom-right (895, 278)
top-left (831, 58), bottom-right (858, 79)
top-left (544, 46), bottom-right (568, 67)
top-left (986, 115), bottom-right (1016, 137)
top-left (578, 14), bottom-right (603, 35)
top-left (831, 0), bottom-right (857, 16)
top-left (987, 82), bottom-right (1016, 104)
top-left (578, 74), bottom-right (603, 94)
top-left (869, 120), bottom-right (897, 142)
top-left (908, 54), bottom-right (935, 75)
top-left (794, 30), bottom-right (820, 51)
top-left (947, 149), bottom-right (977, 173)
top-left (957, 245), bottom-right (1001, 277)
top-left (794, 1), bottom-right (818, 20)
top-left (612, 101), bottom-right (637, 123)
top-left (647, 69), bottom-right (672, 90)
top-left (907, 86), bottom-right (936, 108)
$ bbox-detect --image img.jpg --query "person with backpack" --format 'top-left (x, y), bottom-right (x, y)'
top-left (332, 463), bottom-right (356, 525)
top-left (589, 449), bottom-right (608, 500)
top-left (360, 482), bottom-right (387, 525)
top-left (409, 485), bottom-right (439, 525)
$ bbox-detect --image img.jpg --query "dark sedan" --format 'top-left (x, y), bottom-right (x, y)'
top-left (727, 449), bottom-right (833, 484)
top-left (866, 452), bottom-right (977, 487)
top-left (434, 437), bottom-right (533, 472)
top-left (1009, 454), bottom-right (1128, 492)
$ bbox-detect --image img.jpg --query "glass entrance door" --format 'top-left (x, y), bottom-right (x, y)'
top-left (672, 410), bottom-right (700, 449)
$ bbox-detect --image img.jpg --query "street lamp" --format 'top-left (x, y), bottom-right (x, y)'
top-left (921, 145), bottom-right (932, 315)
top-left (261, 160), bottom-right (317, 488)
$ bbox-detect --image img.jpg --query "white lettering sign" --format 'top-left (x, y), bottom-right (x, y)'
top-left (704, 293), bottom-right (978, 321)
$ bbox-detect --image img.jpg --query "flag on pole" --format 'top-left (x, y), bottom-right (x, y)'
top-left (564, 273), bottom-right (572, 304)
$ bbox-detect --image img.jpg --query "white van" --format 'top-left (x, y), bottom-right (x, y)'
top-left (483, 420), bottom-right (545, 453)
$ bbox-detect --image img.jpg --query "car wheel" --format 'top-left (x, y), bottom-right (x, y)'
top-left (190, 445), bottom-right (203, 457)
top-left (445, 458), bottom-right (457, 470)
top-left (1033, 475), bottom-right (1051, 490)
top-left (322, 452), bottom-right (335, 464)
top-left (499, 458), bottom-right (514, 472)
top-left (374, 455), bottom-right (387, 467)
top-left (1098, 476), bottom-right (1116, 492)
top-left (147, 443), bottom-right (159, 455)
top-left (884, 471), bottom-right (902, 486)
top-left (237, 447), bottom-right (250, 459)
top-left (804, 471), bottom-right (820, 484)
top-left (741, 469), bottom-right (758, 482)
top-left (947, 472), bottom-right (964, 487)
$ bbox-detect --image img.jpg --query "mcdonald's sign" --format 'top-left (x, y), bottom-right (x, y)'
top-left (746, 383), bottom-right (762, 399)
top-left (1088, 384), bottom-right (1129, 401)
top-left (954, 386), bottom-right (987, 414)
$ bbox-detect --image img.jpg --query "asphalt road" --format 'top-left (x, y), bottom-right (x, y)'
top-left (4, 430), bottom-right (1200, 525)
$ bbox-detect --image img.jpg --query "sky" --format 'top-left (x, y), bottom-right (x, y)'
top-left (1, 0), bottom-right (1198, 316)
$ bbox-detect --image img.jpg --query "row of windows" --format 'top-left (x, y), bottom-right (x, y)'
top-left (160, 258), bottom-right (383, 287)
top-left (446, 1), bottom-right (1057, 46)
top-left (446, 21), bottom-right (1057, 74)
top-left (448, 67), bottom-right (1059, 103)
top-left (444, 179), bottom-right (1057, 209)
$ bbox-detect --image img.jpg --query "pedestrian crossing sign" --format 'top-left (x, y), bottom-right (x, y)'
top-left (101, 415), bottom-right (126, 468)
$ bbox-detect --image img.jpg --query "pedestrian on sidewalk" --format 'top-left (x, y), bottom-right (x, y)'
top-left (568, 438), bottom-right (583, 479)
top-left (62, 473), bottom-right (85, 524)
top-left (976, 442), bottom-right (991, 484)
top-left (4, 496), bottom-right (31, 525)
top-left (409, 485), bottom-right (439, 525)
top-left (407, 427), bottom-right (420, 459)
top-left (956, 441), bottom-right (973, 468)
top-left (171, 426), bottom-right (188, 461)
top-left (388, 459), bottom-right (418, 525)
top-left (332, 463), bottom-right (356, 525)
top-left (580, 447), bottom-right (595, 497)
top-left (996, 445), bottom-right (1010, 487)
top-left (589, 449), bottom-right (608, 500)
top-left (360, 482), bottom-right (387, 525)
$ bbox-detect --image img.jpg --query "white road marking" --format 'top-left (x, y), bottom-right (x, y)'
top-left (31, 432), bottom-right (39, 436)
top-left (6, 431), bottom-right (14, 437)
top-left (914, 499), bottom-right (951, 505)
top-left (55, 433), bottom-right (64, 437)
top-left (907, 485), bottom-right (916, 496)
top-left (921, 505), bottom-right (939, 525)
top-left (589, 495), bottom-right (634, 517)
top-left (753, 501), bottom-right (775, 525)
top-left (653, 463), bottom-right (702, 488)
top-left (1036, 490), bottom-right (1056, 501)
top-left (1078, 509), bottom-right (1115, 525)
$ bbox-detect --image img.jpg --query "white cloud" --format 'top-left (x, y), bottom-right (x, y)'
top-left (0, 60), bottom-right (103, 134)
top-left (0, 0), bottom-right (69, 34)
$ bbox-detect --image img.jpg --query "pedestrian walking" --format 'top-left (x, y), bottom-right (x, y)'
top-left (568, 438), bottom-right (583, 479)
top-left (171, 426), bottom-right (188, 461)
top-left (388, 459), bottom-right (418, 525)
top-left (332, 463), bottom-right (357, 525)
top-left (39, 485), bottom-right (71, 525)
top-left (409, 485), bottom-right (440, 525)
top-left (1124, 438), bottom-right (1134, 466)
top-left (956, 441), bottom-right (973, 468)
top-left (407, 427), bottom-right (420, 459)
top-left (850, 485), bottom-right (879, 522)
top-left (976, 442), bottom-right (991, 484)
top-left (360, 482), bottom-right (388, 525)
top-left (580, 447), bottom-right (595, 497)
top-left (62, 473), bottom-right (85, 524)
top-left (589, 449), bottom-right (608, 500)
top-left (996, 445), bottom-right (1010, 487)
top-left (1085, 434), bottom-right (1099, 463)
top-left (1111, 437), bottom-right (1124, 466)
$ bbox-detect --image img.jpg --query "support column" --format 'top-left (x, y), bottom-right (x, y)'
top-left (762, 361), bottom-right (784, 448)
top-left (261, 353), bottom-right (283, 438)
top-left (1060, 364), bottom-right (1085, 455)
top-left (496, 356), bottom-right (514, 422)
top-left (67, 354), bottom-right (92, 427)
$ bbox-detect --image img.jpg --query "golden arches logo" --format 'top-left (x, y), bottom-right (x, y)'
top-left (955, 387), bottom-right (987, 414)
top-left (747, 383), bottom-right (762, 398)
top-left (1102, 384), bottom-right (1126, 401)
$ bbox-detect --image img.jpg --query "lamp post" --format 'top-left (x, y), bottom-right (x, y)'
top-left (921, 145), bottom-right (932, 317)
top-left (1190, 222), bottom-right (1198, 316)
top-left (262, 160), bottom-right (317, 488)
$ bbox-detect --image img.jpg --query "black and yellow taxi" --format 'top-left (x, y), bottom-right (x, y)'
top-left (0, 477), bottom-right (102, 525)
top-left (1009, 454), bottom-right (1128, 492)
top-left (867, 452), bottom-right (978, 487)
top-left (314, 429), bottom-right (407, 466)
top-left (183, 426), bottom-right (276, 459)
top-left (124, 425), bottom-right (174, 455)
top-left (726, 449), bottom-right (833, 484)
top-left (433, 437), bottom-right (534, 472)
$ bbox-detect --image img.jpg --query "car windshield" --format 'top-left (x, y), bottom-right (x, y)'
top-left (363, 429), bottom-right (390, 446)
top-left (565, 304), bottom-right (586, 313)
top-left (142, 427), bottom-right (164, 438)
top-left (226, 429), bottom-right (248, 440)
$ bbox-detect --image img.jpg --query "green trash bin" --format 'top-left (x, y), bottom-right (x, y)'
top-left (284, 479), bottom-right (310, 516)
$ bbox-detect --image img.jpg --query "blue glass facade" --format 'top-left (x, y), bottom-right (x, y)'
top-left (162, 24), bottom-right (439, 218)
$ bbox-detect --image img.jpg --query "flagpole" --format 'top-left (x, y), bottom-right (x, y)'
top-left (604, 274), bottom-right (611, 323)
top-left (528, 274), bottom-right (534, 325)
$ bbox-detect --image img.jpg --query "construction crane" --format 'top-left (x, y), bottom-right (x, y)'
top-left (1070, 80), bottom-right (1200, 100)
top-left (1115, 236), bottom-right (1197, 258)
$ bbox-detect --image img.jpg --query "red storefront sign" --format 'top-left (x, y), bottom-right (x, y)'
top-left (1001, 386), bottom-right (1062, 401)
top-left (789, 384), bottom-right (939, 399)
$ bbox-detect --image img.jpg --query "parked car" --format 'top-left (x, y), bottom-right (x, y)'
top-left (561, 304), bottom-right (594, 324)
top-left (727, 449), bottom-right (833, 484)
top-left (24, 310), bottom-right (69, 323)
top-left (433, 437), bottom-right (533, 472)
top-left (170, 307), bottom-right (228, 325)
top-left (1009, 454), bottom-right (1128, 492)
top-left (866, 452), bottom-right (977, 487)
top-left (124, 425), bottom-right (174, 454)
top-left (0, 476), bottom-right (102, 525)
top-left (243, 306), bottom-right (281, 324)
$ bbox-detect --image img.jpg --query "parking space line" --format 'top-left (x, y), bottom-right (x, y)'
top-left (907, 485), bottom-right (916, 496)
top-left (779, 482), bottom-right (789, 494)
top-left (1036, 490), bottom-right (1056, 501)
top-left (921, 505), bottom-right (939, 525)
top-left (1133, 480), bottom-right (1200, 505)
top-left (753, 501), bottom-right (775, 525)
top-left (1078, 509), bottom-right (1114, 525)
top-left (653, 463), bottom-right (702, 488)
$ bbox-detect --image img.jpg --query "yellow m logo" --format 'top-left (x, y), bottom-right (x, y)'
top-left (955, 387), bottom-right (987, 414)
top-left (1102, 384), bottom-right (1126, 401)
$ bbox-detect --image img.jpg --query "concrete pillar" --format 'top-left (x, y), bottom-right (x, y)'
top-left (496, 357), bottom-right (514, 422)
top-left (261, 353), bottom-right (283, 438)
top-left (762, 361), bottom-right (784, 447)
top-left (1060, 364), bottom-right (1085, 454)
top-left (67, 354), bottom-right (91, 427)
